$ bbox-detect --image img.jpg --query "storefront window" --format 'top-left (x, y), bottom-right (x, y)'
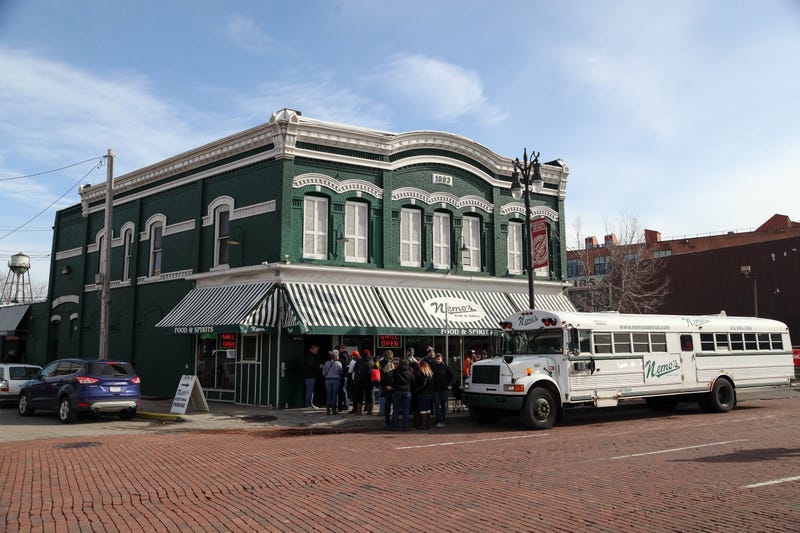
top-left (195, 335), bottom-right (236, 391)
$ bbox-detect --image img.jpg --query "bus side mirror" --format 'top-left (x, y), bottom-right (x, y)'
top-left (569, 329), bottom-right (580, 355)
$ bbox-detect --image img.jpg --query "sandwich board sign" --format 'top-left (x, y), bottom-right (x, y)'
top-left (170, 375), bottom-right (210, 414)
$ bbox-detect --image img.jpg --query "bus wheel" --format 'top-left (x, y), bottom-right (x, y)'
top-left (698, 378), bottom-right (735, 413)
top-left (469, 407), bottom-right (499, 425)
top-left (522, 387), bottom-right (557, 430)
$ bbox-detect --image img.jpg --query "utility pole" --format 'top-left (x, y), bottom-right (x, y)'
top-left (98, 149), bottom-right (114, 359)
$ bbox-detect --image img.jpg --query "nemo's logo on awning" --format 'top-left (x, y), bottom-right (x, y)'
top-left (423, 297), bottom-right (486, 323)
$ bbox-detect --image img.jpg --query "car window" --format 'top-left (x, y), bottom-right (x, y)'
top-left (54, 361), bottom-right (81, 376)
top-left (40, 361), bottom-right (60, 377)
top-left (88, 362), bottom-right (136, 377)
top-left (10, 366), bottom-right (40, 380)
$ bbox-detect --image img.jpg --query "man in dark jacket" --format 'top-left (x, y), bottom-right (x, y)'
top-left (390, 358), bottom-right (414, 431)
top-left (432, 353), bottom-right (453, 428)
top-left (303, 345), bottom-right (321, 408)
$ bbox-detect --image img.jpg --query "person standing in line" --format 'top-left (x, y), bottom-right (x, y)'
top-left (351, 351), bottom-right (366, 414)
top-left (390, 357), bottom-right (414, 431)
top-left (406, 347), bottom-right (417, 364)
top-left (416, 359), bottom-right (434, 430)
top-left (359, 353), bottom-right (375, 415)
top-left (380, 358), bottom-right (395, 429)
top-left (432, 352), bottom-right (452, 428)
top-left (424, 346), bottom-right (435, 366)
top-left (347, 351), bottom-right (360, 413)
top-left (303, 344), bottom-right (321, 409)
top-left (463, 349), bottom-right (474, 379)
top-left (322, 350), bottom-right (343, 415)
top-left (337, 346), bottom-right (351, 412)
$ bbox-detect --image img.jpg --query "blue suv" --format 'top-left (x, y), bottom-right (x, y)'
top-left (18, 358), bottom-right (141, 423)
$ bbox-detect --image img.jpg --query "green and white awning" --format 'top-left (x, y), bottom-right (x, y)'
top-left (506, 292), bottom-right (576, 313)
top-left (156, 283), bottom-right (276, 334)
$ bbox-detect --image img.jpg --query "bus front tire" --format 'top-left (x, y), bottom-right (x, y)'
top-left (522, 387), bottom-right (557, 430)
top-left (698, 378), bottom-right (735, 413)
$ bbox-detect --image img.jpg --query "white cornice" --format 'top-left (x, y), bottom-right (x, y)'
top-left (391, 188), bottom-right (494, 213)
top-left (78, 109), bottom-right (569, 213)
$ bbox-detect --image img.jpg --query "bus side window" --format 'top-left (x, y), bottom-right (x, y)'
top-left (579, 330), bottom-right (591, 353)
top-left (680, 334), bottom-right (693, 351)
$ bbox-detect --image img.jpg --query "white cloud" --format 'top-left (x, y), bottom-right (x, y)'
top-left (225, 14), bottom-right (272, 54)
top-left (367, 53), bottom-right (508, 125)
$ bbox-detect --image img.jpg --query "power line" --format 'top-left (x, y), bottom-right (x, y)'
top-left (0, 159), bottom-right (105, 241)
top-left (0, 156), bottom-right (104, 181)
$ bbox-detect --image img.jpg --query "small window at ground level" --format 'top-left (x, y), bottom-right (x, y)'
top-left (770, 333), bottom-right (783, 350)
top-left (594, 333), bottom-right (612, 354)
top-left (651, 332), bottom-right (667, 352)
top-left (730, 333), bottom-right (744, 351)
top-left (613, 332), bottom-right (632, 353)
top-left (680, 334), bottom-right (693, 351)
top-left (715, 333), bottom-right (729, 350)
top-left (700, 333), bottom-right (714, 351)
top-left (744, 333), bottom-right (757, 350)
top-left (241, 335), bottom-right (258, 361)
top-left (757, 333), bottom-right (770, 350)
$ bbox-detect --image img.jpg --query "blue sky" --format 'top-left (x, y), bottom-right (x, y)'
top-left (1, 0), bottom-right (799, 284)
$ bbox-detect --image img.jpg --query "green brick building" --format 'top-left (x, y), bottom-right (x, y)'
top-left (41, 109), bottom-right (573, 407)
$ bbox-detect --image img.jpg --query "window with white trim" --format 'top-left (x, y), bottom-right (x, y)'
top-left (303, 196), bottom-right (329, 259)
top-left (97, 235), bottom-right (105, 275)
top-left (507, 221), bottom-right (523, 275)
top-left (241, 335), bottom-right (259, 362)
top-left (214, 206), bottom-right (231, 267)
top-left (400, 208), bottom-right (422, 267)
top-left (432, 212), bottom-right (451, 269)
top-left (123, 229), bottom-right (133, 281)
top-left (462, 216), bottom-right (481, 272)
top-left (149, 223), bottom-right (163, 276)
top-left (344, 201), bottom-right (368, 263)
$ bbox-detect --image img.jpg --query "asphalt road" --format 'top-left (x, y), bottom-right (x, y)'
top-left (1, 391), bottom-right (798, 531)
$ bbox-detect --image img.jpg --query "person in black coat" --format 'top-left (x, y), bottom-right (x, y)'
top-left (390, 358), bottom-right (414, 431)
top-left (432, 352), bottom-right (453, 428)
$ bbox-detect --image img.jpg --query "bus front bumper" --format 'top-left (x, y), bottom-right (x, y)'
top-left (462, 391), bottom-right (524, 411)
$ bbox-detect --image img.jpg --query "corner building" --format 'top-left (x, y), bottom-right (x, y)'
top-left (45, 109), bottom-right (574, 407)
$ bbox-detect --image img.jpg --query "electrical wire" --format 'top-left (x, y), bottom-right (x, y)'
top-left (0, 156), bottom-right (104, 181)
top-left (0, 158), bottom-right (104, 241)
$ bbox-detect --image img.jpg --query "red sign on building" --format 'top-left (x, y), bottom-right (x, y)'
top-left (531, 218), bottom-right (549, 270)
top-left (220, 333), bottom-right (237, 349)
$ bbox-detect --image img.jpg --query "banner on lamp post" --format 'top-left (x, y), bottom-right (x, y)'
top-left (531, 218), bottom-right (549, 271)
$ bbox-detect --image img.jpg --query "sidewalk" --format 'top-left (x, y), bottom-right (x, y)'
top-left (136, 383), bottom-right (799, 433)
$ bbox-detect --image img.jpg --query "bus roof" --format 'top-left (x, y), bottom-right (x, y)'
top-left (504, 309), bottom-right (789, 333)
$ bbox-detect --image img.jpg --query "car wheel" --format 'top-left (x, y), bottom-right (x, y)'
top-left (698, 378), bottom-right (735, 413)
top-left (118, 409), bottom-right (136, 421)
top-left (18, 392), bottom-right (34, 416)
top-left (58, 397), bottom-right (78, 424)
top-left (522, 387), bottom-right (557, 430)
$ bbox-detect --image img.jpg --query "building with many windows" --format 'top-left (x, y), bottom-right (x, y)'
top-left (39, 109), bottom-right (574, 406)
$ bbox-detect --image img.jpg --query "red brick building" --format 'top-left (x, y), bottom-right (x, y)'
top-left (567, 214), bottom-right (800, 346)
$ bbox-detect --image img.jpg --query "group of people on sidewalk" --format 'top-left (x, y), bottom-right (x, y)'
top-left (305, 344), bottom-right (454, 431)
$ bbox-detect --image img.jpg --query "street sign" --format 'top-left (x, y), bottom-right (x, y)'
top-left (170, 375), bottom-right (209, 414)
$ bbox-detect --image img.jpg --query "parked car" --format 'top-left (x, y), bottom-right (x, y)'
top-left (18, 358), bottom-right (141, 423)
top-left (0, 363), bottom-right (42, 401)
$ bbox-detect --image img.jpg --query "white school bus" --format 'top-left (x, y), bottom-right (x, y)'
top-left (462, 309), bottom-right (794, 429)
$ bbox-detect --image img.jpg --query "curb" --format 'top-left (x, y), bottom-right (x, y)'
top-left (135, 411), bottom-right (182, 422)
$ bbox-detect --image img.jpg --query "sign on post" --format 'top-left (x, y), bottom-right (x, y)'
top-left (170, 375), bottom-right (210, 414)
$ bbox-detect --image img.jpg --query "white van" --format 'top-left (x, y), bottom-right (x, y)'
top-left (0, 363), bottom-right (42, 400)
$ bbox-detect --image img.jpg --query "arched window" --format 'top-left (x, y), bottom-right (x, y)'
top-left (400, 207), bottom-right (422, 267)
top-left (149, 223), bottom-right (163, 276)
top-left (507, 221), bottom-right (523, 275)
top-left (344, 200), bottom-right (368, 263)
top-left (122, 228), bottom-right (134, 281)
top-left (303, 196), bottom-right (328, 259)
top-left (432, 211), bottom-right (451, 269)
top-left (214, 206), bottom-right (231, 267)
top-left (462, 215), bottom-right (481, 272)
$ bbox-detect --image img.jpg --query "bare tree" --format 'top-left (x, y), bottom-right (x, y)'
top-left (569, 213), bottom-right (669, 313)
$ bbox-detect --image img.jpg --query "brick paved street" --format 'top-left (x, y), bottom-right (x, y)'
top-left (2, 397), bottom-right (799, 532)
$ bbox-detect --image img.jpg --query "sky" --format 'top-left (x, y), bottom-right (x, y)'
top-left (1, 0), bottom-right (799, 285)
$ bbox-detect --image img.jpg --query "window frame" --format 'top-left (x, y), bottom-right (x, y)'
top-left (507, 221), bottom-right (523, 275)
top-left (149, 223), bottom-right (163, 277)
top-left (122, 229), bottom-right (133, 281)
top-left (432, 211), bottom-right (451, 270)
top-left (400, 207), bottom-right (422, 267)
top-left (303, 196), bottom-right (329, 260)
top-left (214, 206), bottom-right (231, 267)
top-left (344, 200), bottom-right (368, 263)
top-left (462, 215), bottom-right (481, 272)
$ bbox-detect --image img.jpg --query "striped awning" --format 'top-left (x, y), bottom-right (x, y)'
top-left (374, 286), bottom-right (518, 335)
top-left (156, 283), bottom-right (276, 333)
top-left (506, 292), bottom-right (577, 313)
top-left (282, 282), bottom-right (395, 334)
top-left (0, 304), bottom-right (29, 336)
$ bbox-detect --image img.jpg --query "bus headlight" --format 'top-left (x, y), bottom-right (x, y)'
top-left (503, 384), bottom-right (525, 392)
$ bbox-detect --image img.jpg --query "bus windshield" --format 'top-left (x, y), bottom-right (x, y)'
top-left (502, 329), bottom-right (564, 355)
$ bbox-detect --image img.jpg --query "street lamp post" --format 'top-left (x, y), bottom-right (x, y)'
top-left (511, 148), bottom-right (543, 310)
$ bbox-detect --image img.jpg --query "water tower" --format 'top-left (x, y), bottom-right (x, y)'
top-left (1, 252), bottom-right (33, 304)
